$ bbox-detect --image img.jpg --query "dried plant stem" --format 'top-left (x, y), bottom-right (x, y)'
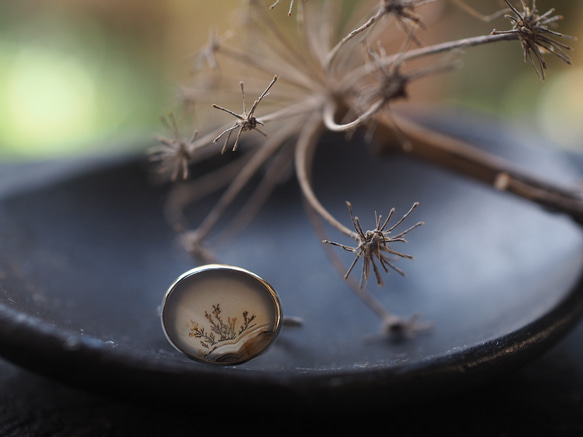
top-left (325, 8), bottom-right (381, 68)
top-left (193, 122), bottom-right (298, 242)
top-left (451, 0), bottom-right (509, 22)
top-left (216, 140), bottom-right (295, 244)
top-left (324, 33), bottom-right (521, 135)
top-left (374, 110), bottom-right (583, 223)
top-left (249, 1), bottom-right (323, 84)
top-left (342, 32), bottom-right (518, 88)
top-left (325, 0), bottom-right (439, 69)
top-left (295, 113), bottom-right (357, 240)
top-left (163, 156), bottom-right (251, 232)
top-left (297, 110), bottom-right (423, 326)
top-left (270, 0), bottom-right (297, 16)
top-left (387, 32), bottom-right (519, 63)
top-left (294, 0), bottom-right (329, 79)
top-left (304, 194), bottom-right (394, 321)
top-left (257, 95), bottom-right (322, 124)
top-left (296, 112), bottom-right (397, 321)
top-left (324, 98), bottom-right (385, 132)
top-left (218, 45), bottom-right (315, 91)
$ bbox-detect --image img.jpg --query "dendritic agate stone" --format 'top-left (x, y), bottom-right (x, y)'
top-left (161, 264), bottom-right (282, 365)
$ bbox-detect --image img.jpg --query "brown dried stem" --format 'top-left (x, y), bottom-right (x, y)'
top-left (295, 111), bottom-right (401, 323)
top-left (451, 0), bottom-right (509, 22)
top-left (296, 107), bottom-right (428, 334)
top-left (303, 195), bottom-right (394, 321)
top-left (325, 0), bottom-right (439, 68)
top-left (372, 110), bottom-right (583, 224)
top-left (295, 113), bottom-right (356, 240)
top-left (270, 0), bottom-right (298, 16)
top-left (184, 118), bottom-right (300, 253)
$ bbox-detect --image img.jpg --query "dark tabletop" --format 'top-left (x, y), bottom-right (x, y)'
top-left (1, 316), bottom-right (582, 436)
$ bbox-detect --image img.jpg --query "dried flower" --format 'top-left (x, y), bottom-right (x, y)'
top-left (382, 0), bottom-right (436, 33)
top-left (347, 40), bottom-right (461, 145)
top-left (325, 0), bottom-right (437, 66)
top-left (149, 112), bottom-right (196, 181)
top-left (492, 0), bottom-right (572, 80)
top-left (212, 75), bottom-right (279, 154)
top-left (323, 202), bottom-right (423, 288)
top-left (151, 1), bottom-right (579, 333)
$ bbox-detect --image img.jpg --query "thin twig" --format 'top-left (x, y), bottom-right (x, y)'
top-left (294, 112), bottom-right (357, 239)
top-left (341, 32), bottom-right (519, 88)
top-left (194, 118), bottom-right (300, 243)
top-left (373, 109), bottom-right (583, 224)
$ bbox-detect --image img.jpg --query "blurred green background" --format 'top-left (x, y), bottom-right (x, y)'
top-left (0, 0), bottom-right (580, 160)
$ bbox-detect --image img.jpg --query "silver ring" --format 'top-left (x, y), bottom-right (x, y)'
top-left (161, 264), bottom-right (283, 365)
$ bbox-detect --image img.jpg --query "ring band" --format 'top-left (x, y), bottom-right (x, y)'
top-left (161, 264), bottom-right (283, 365)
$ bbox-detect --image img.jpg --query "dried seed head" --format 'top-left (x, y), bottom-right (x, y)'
top-left (323, 201), bottom-right (423, 289)
top-left (150, 112), bottom-right (196, 182)
top-left (362, 43), bottom-right (410, 107)
top-left (381, 0), bottom-right (434, 26)
top-left (212, 75), bottom-right (279, 153)
top-left (492, 0), bottom-right (572, 79)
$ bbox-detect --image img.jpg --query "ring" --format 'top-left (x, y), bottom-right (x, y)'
top-left (161, 264), bottom-right (284, 365)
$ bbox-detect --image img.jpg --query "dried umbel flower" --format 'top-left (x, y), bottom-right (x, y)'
top-left (492, 0), bottom-right (572, 79)
top-left (152, 0), bottom-right (578, 335)
top-left (212, 75), bottom-right (278, 153)
top-left (149, 112), bottom-right (196, 182)
top-left (323, 202), bottom-right (423, 289)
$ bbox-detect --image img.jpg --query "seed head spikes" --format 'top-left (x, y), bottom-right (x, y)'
top-left (492, 0), bottom-right (572, 80)
top-left (323, 201), bottom-right (423, 289)
top-left (150, 112), bottom-right (197, 182)
top-left (212, 75), bottom-right (279, 154)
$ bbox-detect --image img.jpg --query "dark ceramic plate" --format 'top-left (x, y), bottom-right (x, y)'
top-left (1, 112), bottom-right (582, 413)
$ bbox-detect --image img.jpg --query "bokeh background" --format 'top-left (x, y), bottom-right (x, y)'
top-left (0, 0), bottom-right (580, 160)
